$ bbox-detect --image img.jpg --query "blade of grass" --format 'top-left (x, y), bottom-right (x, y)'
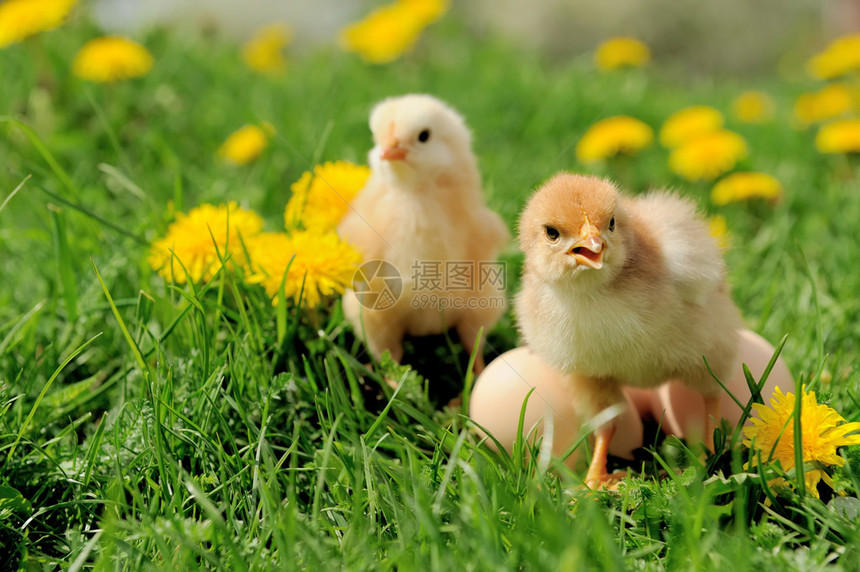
top-left (793, 376), bottom-right (806, 497)
top-left (432, 429), bottom-right (468, 515)
top-left (85, 90), bottom-right (131, 172)
top-left (49, 205), bottom-right (79, 323)
top-left (37, 185), bottom-right (149, 245)
top-left (184, 477), bottom-right (250, 572)
top-left (6, 332), bottom-right (102, 462)
top-left (82, 414), bottom-right (107, 488)
top-left (91, 258), bottom-right (148, 374)
top-left (461, 326), bottom-right (482, 416)
top-left (363, 371), bottom-right (409, 439)
top-left (707, 356), bottom-right (745, 411)
top-left (276, 255), bottom-right (295, 346)
top-left (1, 117), bottom-right (79, 200)
top-left (796, 245), bottom-right (824, 368)
top-left (312, 413), bottom-right (344, 524)
top-left (0, 299), bottom-right (45, 357)
top-left (98, 163), bottom-right (147, 201)
top-left (68, 530), bottom-right (103, 572)
top-left (0, 174), bottom-right (30, 216)
top-left (729, 334), bottom-right (789, 448)
top-left (512, 387), bottom-right (536, 470)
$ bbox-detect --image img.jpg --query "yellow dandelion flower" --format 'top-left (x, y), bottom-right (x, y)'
top-left (339, 4), bottom-right (422, 64)
top-left (806, 33), bottom-right (860, 80)
top-left (659, 105), bottom-right (724, 148)
top-left (708, 215), bottom-right (729, 250)
top-left (242, 23), bottom-right (292, 74)
top-left (575, 116), bottom-right (654, 163)
top-left (72, 36), bottom-right (154, 83)
top-left (285, 161), bottom-right (371, 231)
top-left (732, 91), bottom-right (775, 124)
top-left (398, 0), bottom-right (450, 25)
top-left (711, 172), bottom-right (783, 205)
top-left (594, 36), bottom-right (651, 71)
top-left (793, 83), bottom-right (856, 126)
top-left (217, 124), bottom-right (270, 166)
top-left (743, 386), bottom-right (860, 497)
top-left (339, 0), bottom-right (449, 64)
top-left (0, 0), bottom-right (77, 48)
top-left (245, 230), bottom-right (362, 308)
top-left (148, 202), bottom-right (264, 284)
top-left (815, 118), bottom-right (860, 154)
top-left (668, 130), bottom-right (747, 182)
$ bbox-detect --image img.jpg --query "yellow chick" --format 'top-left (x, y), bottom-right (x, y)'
top-left (515, 173), bottom-right (741, 489)
top-left (339, 94), bottom-right (509, 373)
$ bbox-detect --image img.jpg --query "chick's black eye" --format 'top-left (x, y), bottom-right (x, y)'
top-left (417, 129), bottom-right (431, 143)
top-left (608, 217), bottom-right (616, 232)
top-left (544, 225), bottom-right (559, 241)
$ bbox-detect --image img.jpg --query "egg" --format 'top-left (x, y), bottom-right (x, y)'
top-left (469, 329), bottom-right (792, 468)
top-left (468, 346), bottom-right (644, 470)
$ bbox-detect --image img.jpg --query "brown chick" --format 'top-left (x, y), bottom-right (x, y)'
top-left (339, 94), bottom-right (509, 373)
top-left (515, 173), bottom-right (741, 489)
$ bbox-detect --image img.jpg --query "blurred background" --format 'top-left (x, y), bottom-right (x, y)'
top-left (90, 0), bottom-right (858, 75)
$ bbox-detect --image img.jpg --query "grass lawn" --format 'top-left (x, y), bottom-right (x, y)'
top-left (2, 5), bottom-right (860, 570)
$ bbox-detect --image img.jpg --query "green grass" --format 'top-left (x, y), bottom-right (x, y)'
top-left (2, 8), bottom-right (860, 570)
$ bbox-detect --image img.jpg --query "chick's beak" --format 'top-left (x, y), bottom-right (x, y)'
top-left (380, 140), bottom-right (408, 161)
top-left (568, 224), bottom-right (605, 269)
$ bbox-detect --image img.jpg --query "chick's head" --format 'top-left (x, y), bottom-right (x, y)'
top-left (519, 173), bottom-right (627, 283)
top-left (368, 94), bottom-right (474, 183)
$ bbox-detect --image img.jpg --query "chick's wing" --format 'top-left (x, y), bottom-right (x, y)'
top-left (627, 192), bottom-right (725, 306)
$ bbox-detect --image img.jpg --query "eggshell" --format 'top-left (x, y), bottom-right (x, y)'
top-left (469, 346), bottom-right (644, 469)
top-left (469, 329), bottom-right (792, 466)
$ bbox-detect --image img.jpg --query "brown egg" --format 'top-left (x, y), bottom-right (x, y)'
top-left (469, 330), bottom-right (792, 467)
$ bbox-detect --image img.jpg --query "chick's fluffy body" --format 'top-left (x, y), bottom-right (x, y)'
top-left (339, 94), bottom-right (509, 363)
top-left (516, 173), bottom-right (740, 396)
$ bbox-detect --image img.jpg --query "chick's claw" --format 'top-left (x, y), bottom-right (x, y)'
top-left (584, 470), bottom-right (627, 492)
top-left (582, 424), bottom-right (621, 490)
